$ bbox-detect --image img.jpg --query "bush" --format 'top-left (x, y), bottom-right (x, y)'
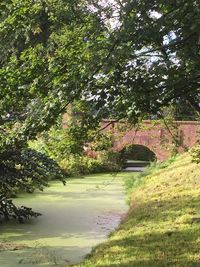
top-left (97, 151), bottom-right (123, 172)
top-left (60, 156), bottom-right (88, 176)
top-left (29, 127), bottom-right (84, 162)
top-left (85, 158), bottom-right (104, 173)
top-left (30, 126), bottom-right (123, 177)
top-left (59, 151), bottom-right (122, 177)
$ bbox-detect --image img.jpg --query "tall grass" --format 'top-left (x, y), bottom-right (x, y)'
top-left (124, 155), bottom-right (178, 203)
top-left (74, 153), bottom-right (200, 267)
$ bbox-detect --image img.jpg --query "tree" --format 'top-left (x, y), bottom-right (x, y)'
top-left (0, 0), bottom-right (107, 221)
top-left (83, 0), bottom-right (200, 122)
top-left (0, 0), bottom-right (200, 221)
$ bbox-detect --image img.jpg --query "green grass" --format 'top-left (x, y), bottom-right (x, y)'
top-left (73, 153), bottom-right (200, 267)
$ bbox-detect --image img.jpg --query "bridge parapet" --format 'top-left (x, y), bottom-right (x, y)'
top-left (101, 120), bottom-right (200, 161)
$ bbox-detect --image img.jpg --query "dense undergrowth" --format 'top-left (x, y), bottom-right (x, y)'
top-left (74, 152), bottom-right (200, 267)
top-left (0, 124), bottom-right (122, 222)
top-left (29, 126), bottom-right (123, 177)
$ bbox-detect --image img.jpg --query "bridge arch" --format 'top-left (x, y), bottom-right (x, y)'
top-left (119, 144), bottom-right (157, 162)
top-left (101, 120), bottom-right (200, 161)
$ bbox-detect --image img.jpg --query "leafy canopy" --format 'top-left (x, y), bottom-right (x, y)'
top-left (0, 0), bottom-right (200, 221)
top-left (84, 0), bottom-right (200, 120)
top-left (0, 0), bottom-right (107, 221)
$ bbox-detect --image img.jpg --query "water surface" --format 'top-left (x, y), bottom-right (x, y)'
top-left (0, 173), bottom-right (128, 267)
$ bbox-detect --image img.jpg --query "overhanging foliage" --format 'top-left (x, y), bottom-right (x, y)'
top-left (0, 0), bottom-right (199, 221)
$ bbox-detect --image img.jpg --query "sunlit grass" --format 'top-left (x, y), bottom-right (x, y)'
top-left (74, 153), bottom-right (200, 267)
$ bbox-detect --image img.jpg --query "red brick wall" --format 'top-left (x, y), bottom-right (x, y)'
top-left (101, 120), bottom-right (200, 161)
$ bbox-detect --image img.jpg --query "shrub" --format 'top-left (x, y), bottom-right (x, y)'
top-left (97, 151), bottom-right (123, 172)
top-left (59, 151), bottom-right (122, 177)
top-left (29, 127), bottom-right (84, 162)
top-left (60, 156), bottom-right (86, 176)
top-left (85, 158), bottom-right (105, 173)
top-left (30, 124), bottom-right (123, 176)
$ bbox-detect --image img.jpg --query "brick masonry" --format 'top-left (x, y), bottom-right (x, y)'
top-left (101, 120), bottom-right (200, 161)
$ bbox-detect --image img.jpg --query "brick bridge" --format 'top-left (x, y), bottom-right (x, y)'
top-left (101, 120), bottom-right (200, 161)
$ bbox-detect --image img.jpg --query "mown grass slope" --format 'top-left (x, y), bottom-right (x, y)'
top-left (73, 153), bottom-right (200, 267)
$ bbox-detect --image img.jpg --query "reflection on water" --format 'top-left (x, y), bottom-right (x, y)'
top-left (124, 166), bottom-right (146, 172)
top-left (123, 160), bottom-right (149, 172)
top-left (0, 173), bottom-right (128, 267)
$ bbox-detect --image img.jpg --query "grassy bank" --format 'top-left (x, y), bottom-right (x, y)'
top-left (74, 153), bottom-right (200, 267)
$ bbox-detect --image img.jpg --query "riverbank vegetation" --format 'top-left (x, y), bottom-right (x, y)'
top-left (29, 122), bottom-right (123, 177)
top-left (1, 0), bottom-right (199, 222)
top-left (74, 151), bottom-right (200, 267)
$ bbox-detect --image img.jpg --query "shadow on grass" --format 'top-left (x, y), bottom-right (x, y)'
top-left (98, 259), bottom-right (200, 267)
top-left (83, 193), bottom-right (200, 267)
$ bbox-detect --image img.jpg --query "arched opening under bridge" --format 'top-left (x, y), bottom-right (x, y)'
top-left (120, 144), bottom-right (157, 171)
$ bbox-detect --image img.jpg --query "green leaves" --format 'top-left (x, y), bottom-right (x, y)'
top-left (0, 0), bottom-right (199, 221)
top-left (0, 195), bottom-right (41, 223)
